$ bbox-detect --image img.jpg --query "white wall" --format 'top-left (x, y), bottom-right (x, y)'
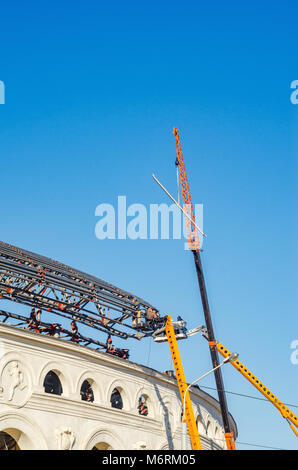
top-left (0, 323), bottom-right (237, 450)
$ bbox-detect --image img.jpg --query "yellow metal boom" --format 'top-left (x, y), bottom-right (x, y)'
top-left (216, 341), bottom-right (298, 438)
top-left (165, 316), bottom-right (202, 450)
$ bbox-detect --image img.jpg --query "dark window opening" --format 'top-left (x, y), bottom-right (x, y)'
top-left (110, 388), bottom-right (123, 409)
top-left (0, 432), bottom-right (20, 450)
top-left (43, 371), bottom-right (63, 395)
top-left (80, 380), bottom-right (94, 402)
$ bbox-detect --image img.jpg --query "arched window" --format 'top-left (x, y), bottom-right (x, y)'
top-left (206, 421), bottom-right (211, 437)
top-left (138, 395), bottom-right (148, 416)
top-left (0, 432), bottom-right (20, 450)
top-left (92, 442), bottom-right (113, 450)
top-left (196, 414), bottom-right (205, 435)
top-left (110, 388), bottom-right (123, 409)
top-left (43, 370), bottom-right (63, 395)
top-left (80, 380), bottom-right (94, 402)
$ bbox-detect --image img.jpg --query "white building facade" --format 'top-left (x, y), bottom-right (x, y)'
top-left (0, 323), bottom-right (237, 450)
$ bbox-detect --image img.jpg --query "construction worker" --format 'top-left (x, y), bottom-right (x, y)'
top-left (145, 307), bottom-right (158, 330)
top-left (106, 335), bottom-right (113, 350)
top-left (175, 315), bottom-right (187, 339)
top-left (36, 308), bottom-right (41, 322)
top-left (81, 381), bottom-right (94, 402)
top-left (118, 348), bottom-right (129, 360)
top-left (85, 383), bottom-right (94, 402)
top-left (70, 320), bottom-right (79, 343)
top-left (139, 403), bottom-right (148, 415)
top-left (46, 323), bottom-right (62, 338)
top-left (132, 310), bottom-right (143, 329)
top-left (105, 335), bottom-right (117, 355)
top-left (28, 308), bottom-right (35, 327)
top-left (28, 308), bottom-right (41, 333)
top-left (100, 308), bottom-right (110, 326)
top-left (146, 307), bottom-right (156, 320)
top-left (105, 341), bottom-right (129, 360)
top-left (138, 397), bottom-right (148, 415)
top-left (106, 344), bottom-right (117, 355)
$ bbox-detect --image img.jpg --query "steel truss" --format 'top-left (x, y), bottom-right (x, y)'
top-left (0, 241), bottom-right (162, 349)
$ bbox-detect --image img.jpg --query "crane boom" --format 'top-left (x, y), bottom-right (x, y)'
top-left (173, 128), bottom-right (236, 450)
top-left (173, 128), bottom-right (200, 251)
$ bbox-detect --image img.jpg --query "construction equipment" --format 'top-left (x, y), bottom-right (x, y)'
top-left (155, 315), bottom-right (298, 446)
top-left (152, 318), bottom-right (189, 342)
top-left (215, 340), bottom-right (298, 439)
top-left (154, 315), bottom-right (202, 450)
top-left (173, 128), bottom-right (236, 449)
top-left (153, 129), bottom-right (297, 447)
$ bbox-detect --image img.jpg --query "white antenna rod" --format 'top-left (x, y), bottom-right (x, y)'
top-left (152, 174), bottom-right (207, 238)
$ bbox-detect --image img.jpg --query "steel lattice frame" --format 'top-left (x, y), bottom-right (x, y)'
top-left (0, 241), bottom-right (162, 349)
top-left (173, 128), bottom-right (200, 251)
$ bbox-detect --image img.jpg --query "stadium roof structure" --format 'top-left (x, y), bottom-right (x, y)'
top-left (0, 241), bottom-right (161, 349)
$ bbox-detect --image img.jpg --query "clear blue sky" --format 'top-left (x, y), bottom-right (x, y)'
top-left (0, 0), bottom-right (297, 450)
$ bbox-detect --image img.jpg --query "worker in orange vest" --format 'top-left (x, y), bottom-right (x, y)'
top-left (70, 320), bottom-right (79, 343)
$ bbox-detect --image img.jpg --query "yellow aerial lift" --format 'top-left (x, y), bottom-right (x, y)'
top-left (156, 315), bottom-right (202, 450)
top-left (153, 317), bottom-right (298, 449)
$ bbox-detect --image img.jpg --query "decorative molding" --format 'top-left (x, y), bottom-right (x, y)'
top-left (80, 426), bottom-right (124, 450)
top-left (55, 426), bottom-right (75, 450)
top-left (0, 360), bottom-right (31, 408)
top-left (0, 411), bottom-right (48, 449)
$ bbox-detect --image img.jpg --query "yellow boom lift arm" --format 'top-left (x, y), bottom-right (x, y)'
top-left (162, 315), bottom-right (202, 450)
top-left (214, 340), bottom-right (298, 438)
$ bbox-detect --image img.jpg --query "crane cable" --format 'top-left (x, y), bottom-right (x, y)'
top-left (176, 160), bottom-right (180, 206)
